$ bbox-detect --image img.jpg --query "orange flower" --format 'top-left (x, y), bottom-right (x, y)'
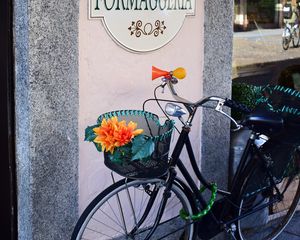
top-left (93, 116), bottom-right (143, 153)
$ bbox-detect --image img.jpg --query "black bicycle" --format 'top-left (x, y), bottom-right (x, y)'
top-left (72, 67), bottom-right (300, 240)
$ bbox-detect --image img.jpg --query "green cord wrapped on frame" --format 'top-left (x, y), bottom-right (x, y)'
top-left (180, 183), bottom-right (217, 221)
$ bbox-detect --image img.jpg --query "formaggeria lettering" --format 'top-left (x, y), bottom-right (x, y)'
top-left (95, 0), bottom-right (193, 11)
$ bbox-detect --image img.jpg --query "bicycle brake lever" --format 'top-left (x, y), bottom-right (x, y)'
top-left (215, 101), bottom-right (241, 131)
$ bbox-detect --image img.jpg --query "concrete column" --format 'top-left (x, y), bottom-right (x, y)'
top-left (14, 1), bottom-right (79, 239)
top-left (202, 0), bottom-right (233, 190)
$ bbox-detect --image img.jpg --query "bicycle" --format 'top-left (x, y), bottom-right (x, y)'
top-left (72, 67), bottom-right (300, 240)
top-left (282, 20), bottom-right (300, 50)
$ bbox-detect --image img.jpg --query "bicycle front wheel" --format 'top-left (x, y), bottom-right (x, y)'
top-left (236, 154), bottom-right (300, 240)
top-left (71, 178), bottom-right (196, 240)
top-left (282, 28), bottom-right (291, 50)
top-left (292, 26), bottom-right (300, 48)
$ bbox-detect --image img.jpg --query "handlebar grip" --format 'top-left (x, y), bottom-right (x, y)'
top-left (224, 98), bottom-right (252, 114)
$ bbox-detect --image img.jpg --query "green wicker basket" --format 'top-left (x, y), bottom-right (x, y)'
top-left (85, 110), bottom-right (175, 179)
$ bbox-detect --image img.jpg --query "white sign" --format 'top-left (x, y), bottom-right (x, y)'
top-left (89, 0), bottom-right (196, 52)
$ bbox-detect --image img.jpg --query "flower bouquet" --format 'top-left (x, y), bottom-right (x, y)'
top-left (85, 110), bottom-right (174, 178)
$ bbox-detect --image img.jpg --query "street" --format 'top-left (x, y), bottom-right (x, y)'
top-left (233, 28), bottom-right (300, 66)
top-left (232, 28), bottom-right (300, 84)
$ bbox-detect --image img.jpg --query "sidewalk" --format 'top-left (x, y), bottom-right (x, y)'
top-left (232, 28), bottom-right (300, 83)
top-left (233, 28), bottom-right (300, 68)
top-left (194, 210), bottom-right (300, 239)
top-left (277, 211), bottom-right (300, 239)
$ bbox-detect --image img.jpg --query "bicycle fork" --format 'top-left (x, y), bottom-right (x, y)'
top-left (143, 168), bottom-right (178, 240)
top-left (128, 184), bottom-right (159, 237)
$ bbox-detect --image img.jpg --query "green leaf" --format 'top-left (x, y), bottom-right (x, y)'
top-left (109, 151), bottom-right (123, 164)
top-left (131, 135), bottom-right (155, 161)
top-left (93, 142), bottom-right (103, 152)
top-left (109, 145), bottom-right (132, 164)
top-left (85, 125), bottom-right (99, 142)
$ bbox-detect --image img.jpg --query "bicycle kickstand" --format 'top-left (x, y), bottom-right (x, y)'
top-left (225, 223), bottom-right (238, 240)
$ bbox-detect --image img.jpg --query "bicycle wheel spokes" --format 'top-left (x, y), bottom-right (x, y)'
top-left (269, 177), bottom-right (300, 217)
top-left (74, 179), bottom-right (194, 240)
top-left (238, 175), bottom-right (300, 240)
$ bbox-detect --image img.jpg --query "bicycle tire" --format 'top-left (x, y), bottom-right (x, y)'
top-left (236, 149), bottom-right (300, 240)
top-left (292, 26), bottom-right (300, 48)
top-left (282, 28), bottom-right (291, 50)
top-left (71, 178), bottom-right (196, 240)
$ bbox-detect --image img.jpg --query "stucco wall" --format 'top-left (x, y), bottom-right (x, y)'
top-left (79, 1), bottom-right (205, 211)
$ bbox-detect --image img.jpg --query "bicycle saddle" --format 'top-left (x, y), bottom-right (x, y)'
top-left (242, 109), bottom-right (284, 135)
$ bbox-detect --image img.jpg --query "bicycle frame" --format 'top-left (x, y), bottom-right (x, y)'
top-left (137, 80), bottom-right (290, 239)
top-left (147, 119), bottom-right (286, 239)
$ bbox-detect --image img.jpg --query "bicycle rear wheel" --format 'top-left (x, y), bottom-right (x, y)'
top-left (236, 150), bottom-right (300, 240)
top-left (71, 178), bottom-right (196, 240)
top-left (292, 26), bottom-right (300, 48)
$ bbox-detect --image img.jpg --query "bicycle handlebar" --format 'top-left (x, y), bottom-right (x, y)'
top-left (224, 98), bottom-right (252, 114)
top-left (153, 66), bottom-right (251, 129)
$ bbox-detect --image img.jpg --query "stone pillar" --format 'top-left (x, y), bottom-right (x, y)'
top-left (202, 0), bottom-right (233, 190)
top-left (14, 1), bottom-right (79, 239)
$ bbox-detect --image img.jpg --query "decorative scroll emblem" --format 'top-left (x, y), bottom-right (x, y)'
top-left (89, 0), bottom-right (196, 52)
top-left (129, 20), bottom-right (166, 37)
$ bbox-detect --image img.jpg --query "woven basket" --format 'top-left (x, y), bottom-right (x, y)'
top-left (256, 85), bottom-right (300, 140)
top-left (98, 110), bottom-right (174, 179)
